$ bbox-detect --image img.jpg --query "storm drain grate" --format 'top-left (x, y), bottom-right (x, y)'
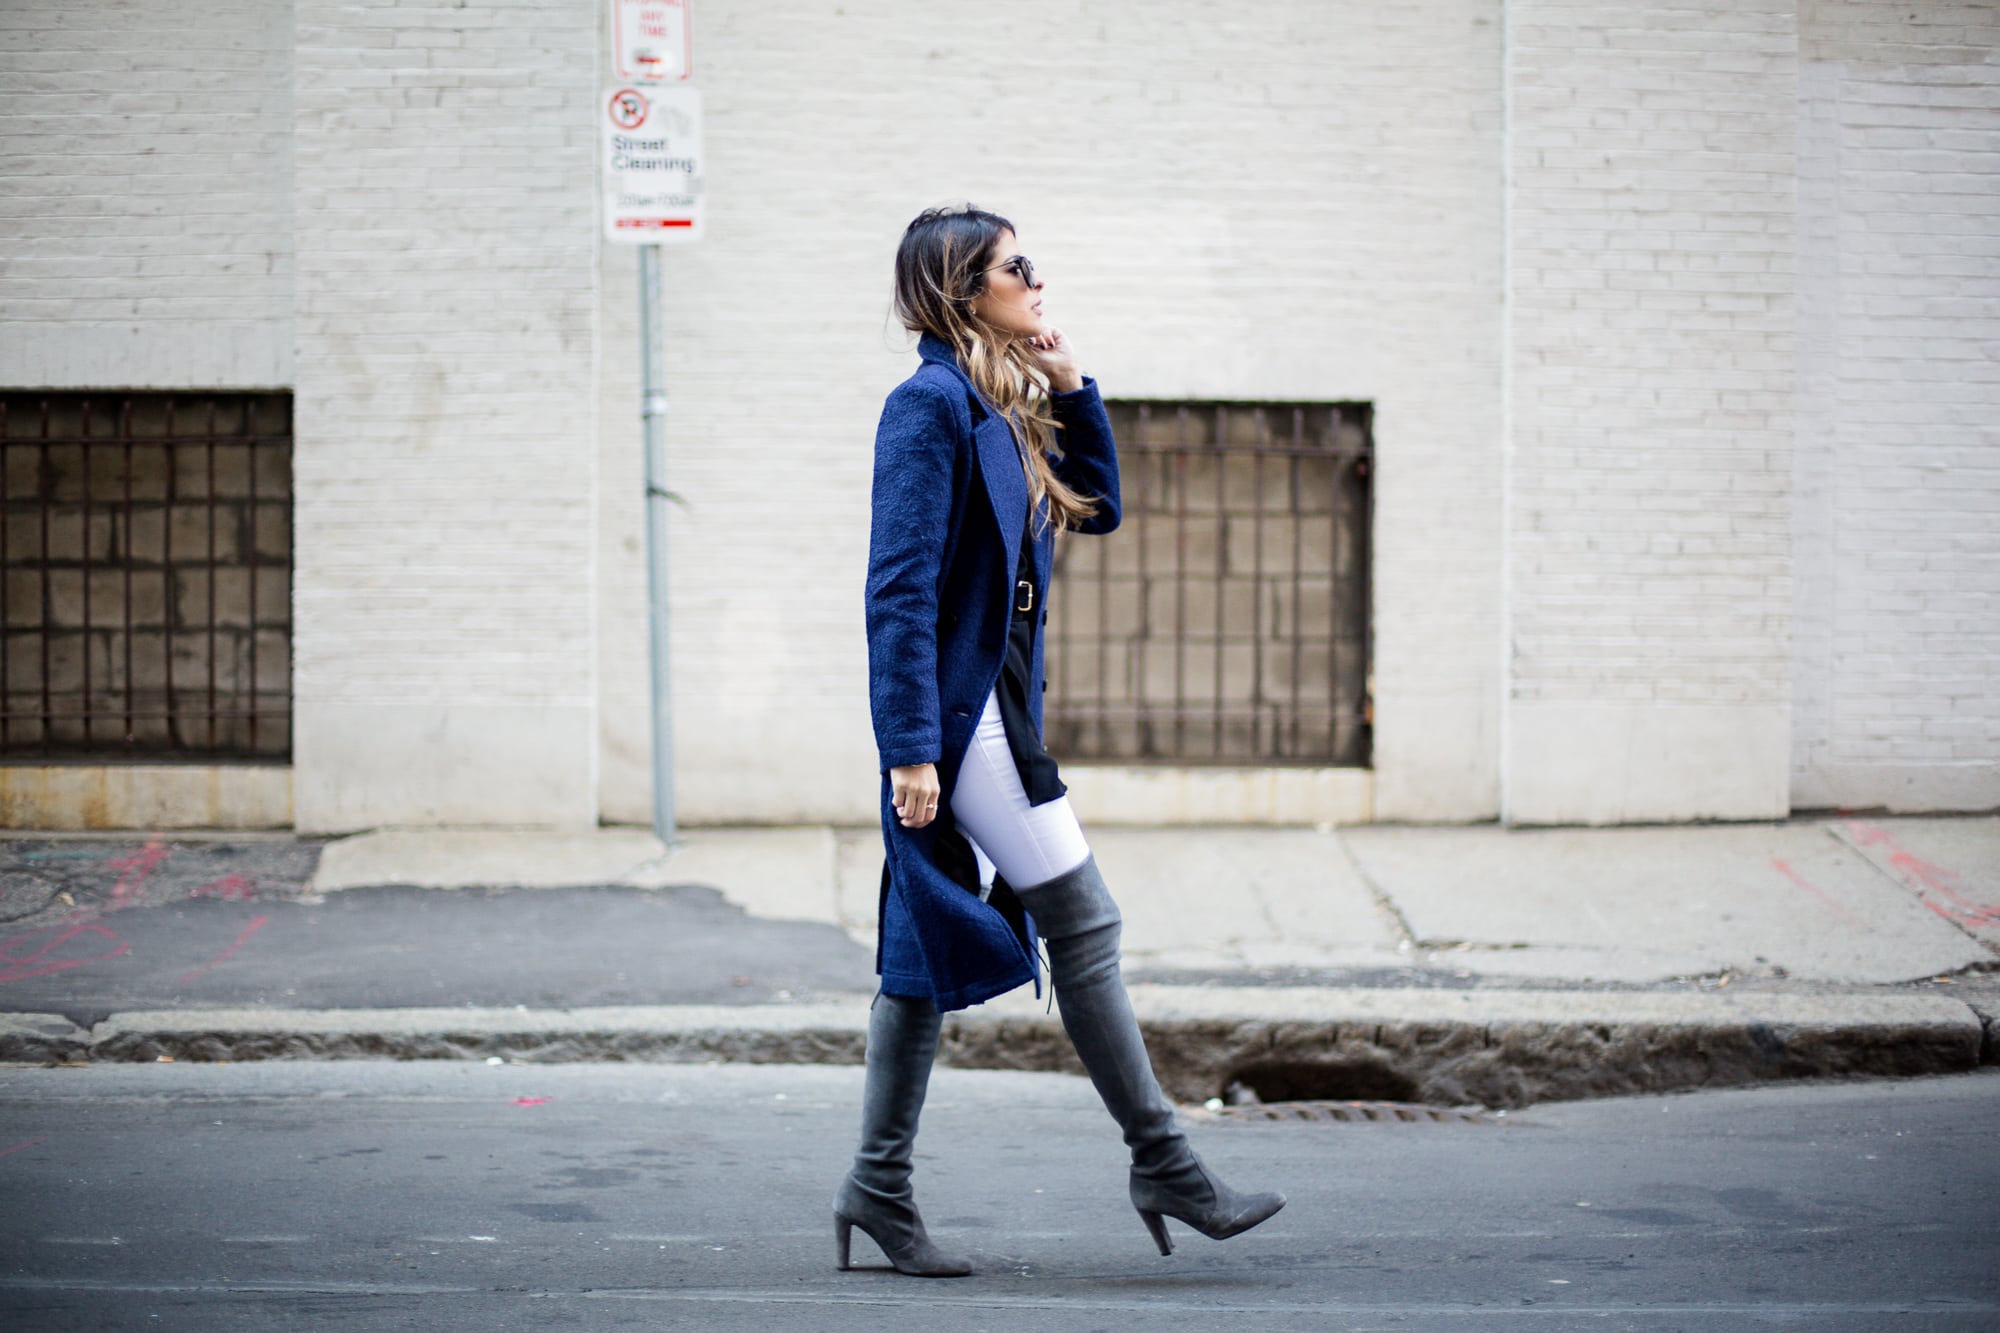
top-left (1208, 1100), bottom-right (1499, 1125)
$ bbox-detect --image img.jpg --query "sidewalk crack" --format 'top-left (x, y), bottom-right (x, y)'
top-left (1334, 833), bottom-right (1419, 953)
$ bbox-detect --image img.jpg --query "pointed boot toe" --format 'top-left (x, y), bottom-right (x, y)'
top-left (1130, 1164), bottom-right (1287, 1254)
top-left (833, 994), bottom-right (971, 1277)
top-left (1013, 858), bottom-right (1288, 1260)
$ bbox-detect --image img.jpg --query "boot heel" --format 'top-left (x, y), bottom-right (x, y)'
top-left (1137, 1208), bottom-right (1173, 1256)
top-left (835, 1213), bottom-right (854, 1270)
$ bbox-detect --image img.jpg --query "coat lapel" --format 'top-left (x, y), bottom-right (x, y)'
top-left (918, 334), bottom-right (1028, 593)
top-left (973, 412), bottom-right (1027, 587)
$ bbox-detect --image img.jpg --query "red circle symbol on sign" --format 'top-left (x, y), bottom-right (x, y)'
top-left (609, 88), bottom-right (648, 130)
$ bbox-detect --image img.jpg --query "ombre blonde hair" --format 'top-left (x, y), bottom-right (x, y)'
top-left (892, 205), bottom-right (1099, 532)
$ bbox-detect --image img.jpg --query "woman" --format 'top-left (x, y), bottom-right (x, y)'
top-left (835, 204), bottom-right (1285, 1277)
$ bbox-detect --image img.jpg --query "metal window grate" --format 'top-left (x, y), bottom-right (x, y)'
top-left (1046, 400), bottom-right (1372, 766)
top-left (0, 392), bottom-right (293, 762)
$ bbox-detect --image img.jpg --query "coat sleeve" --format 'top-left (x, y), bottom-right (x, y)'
top-left (1049, 377), bottom-right (1121, 536)
top-left (865, 378), bottom-right (958, 772)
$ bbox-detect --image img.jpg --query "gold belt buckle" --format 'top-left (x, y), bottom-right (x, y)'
top-left (1015, 580), bottom-right (1035, 613)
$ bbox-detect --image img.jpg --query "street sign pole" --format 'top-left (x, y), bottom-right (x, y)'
top-left (603, 2), bottom-right (698, 846)
top-left (637, 243), bottom-right (675, 844)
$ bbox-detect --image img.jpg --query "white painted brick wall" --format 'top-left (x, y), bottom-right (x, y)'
top-left (289, 0), bottom-right (602, 829)
top-left (9, 0), bottom-right (1994, 828)
top-left (1791, 0), bottom-right (2000, 812)
top-left (592, 0), bottom-right (1508, 824)
top-left (0, 0), bottom-right (293, 387)
top-left (1501, 0), bottom-right (1800, 821)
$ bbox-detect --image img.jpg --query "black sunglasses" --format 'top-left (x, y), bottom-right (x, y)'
top-left (979, 254), bottom-right (1038, 290)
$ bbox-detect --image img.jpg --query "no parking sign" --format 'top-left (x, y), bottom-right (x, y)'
top-left (603, 84), bottom-right (703, 242)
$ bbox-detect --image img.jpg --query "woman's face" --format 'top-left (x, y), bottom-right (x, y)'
top-left (969, 229), bottom-right (1045, 340)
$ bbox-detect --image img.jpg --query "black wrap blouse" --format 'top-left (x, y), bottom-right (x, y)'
top-left (995, 509), bottom-right (1066, 806)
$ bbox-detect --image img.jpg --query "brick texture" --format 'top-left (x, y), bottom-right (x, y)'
top-left (289, 0), bottom-right (601, 826)
top-left (0, 0), bottom-right (293, 386)
top-left (1791, 0), bottom-right (2000, 810)
top-left (1506, 0), bottom-right (1798, 707)
top-left (1501, 0), bottom-right (1800, 819)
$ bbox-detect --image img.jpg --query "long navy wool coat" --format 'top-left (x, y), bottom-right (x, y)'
top-left (866, 332), bottom-right (1121, 1011)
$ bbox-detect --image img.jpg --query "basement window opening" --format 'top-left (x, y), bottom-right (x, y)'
top-left (0, 392), bottom-right (293, 762)
top-left (1045, 399), bottom-right (1372, 766)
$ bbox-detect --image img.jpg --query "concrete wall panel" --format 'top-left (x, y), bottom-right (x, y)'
top-left (289, 0), bottom-right (601, 831)
top-left (1502, 0), bottom-right (1800, 823)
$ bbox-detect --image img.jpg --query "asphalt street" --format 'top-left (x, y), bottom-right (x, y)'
top-left (1, 1062), bottom-right (1996, 1331)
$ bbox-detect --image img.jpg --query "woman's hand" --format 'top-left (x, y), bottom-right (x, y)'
top-left (1026, 327), bottom-right (1084, 395)
top-left (890, 762), bottom-right (942, 828)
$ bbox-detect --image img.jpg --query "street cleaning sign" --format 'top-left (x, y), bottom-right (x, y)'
top-left (603, 85), bottom-right (703, 242)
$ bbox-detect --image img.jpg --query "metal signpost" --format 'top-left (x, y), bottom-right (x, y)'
top-left (603, 0), bottom-right (699, 843)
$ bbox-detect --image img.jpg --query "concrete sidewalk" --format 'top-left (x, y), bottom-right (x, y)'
top-left (2, 815), bottom-right (1995, 1107)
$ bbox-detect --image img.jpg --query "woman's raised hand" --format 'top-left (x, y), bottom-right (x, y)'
top-left (1026, 327), bottom-right (1084, 394)
top-left (890, 762), bottom-right (942, 829)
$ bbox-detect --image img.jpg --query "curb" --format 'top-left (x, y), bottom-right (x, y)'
top-left (1113, 987), bottom-right (1990, 1108)
top-left (4, 987), bottom-right (1987, 1109)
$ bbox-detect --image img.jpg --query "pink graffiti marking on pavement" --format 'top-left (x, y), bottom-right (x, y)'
top-left (0, 841), bottom-right (276, 985)
top-left (192, 873), bottom-right (258, 902)
top-left (512, 1097), bottom-right (551, 1107)
top-left (104, 840), bottom-right (173, 908)
top-left (0, 920), bottom-right (131, 983)
top-left (175, 914), bottom-right (274, 986)
top-left (1843, 821), bottom-right (2000, 931)
top-left (0, 840), bottom-right (173, 983)
top-left (0, 1137), bottom-right (47, 1160)
top-left (1769, 859), bottom-right (1870, 929)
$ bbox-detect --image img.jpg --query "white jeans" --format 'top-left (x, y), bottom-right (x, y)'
top-left (950, 689), bottom-right (1092, 892)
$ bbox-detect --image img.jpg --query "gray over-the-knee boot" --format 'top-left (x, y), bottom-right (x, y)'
top-left (833, 991), bottom-right (971, 1277)
top-left (1013, 854), bottom-right (1286, 1255)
